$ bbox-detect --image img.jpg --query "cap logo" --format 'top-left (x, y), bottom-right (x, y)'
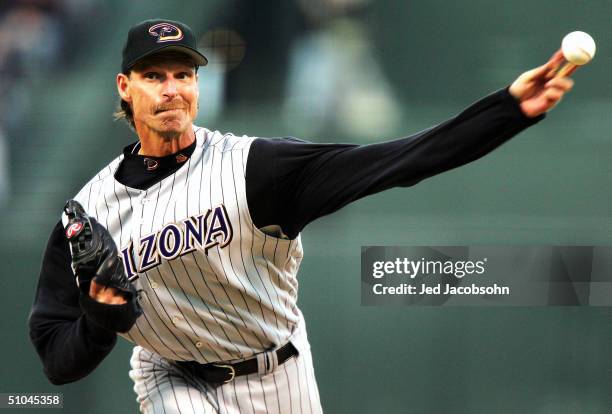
top-left (148, 23), bottom-right (183, 43)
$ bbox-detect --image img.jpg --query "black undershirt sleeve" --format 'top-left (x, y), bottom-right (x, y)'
top-left (246, 88), bottom-right (544, 239)
top-left (28, 221), bottom-right (119, 385)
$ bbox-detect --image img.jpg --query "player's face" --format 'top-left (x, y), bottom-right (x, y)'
top-left (121, 58), bottom-right (199, 139)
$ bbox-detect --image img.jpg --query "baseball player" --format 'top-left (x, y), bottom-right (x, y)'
top-left (28, 19), bottom-right (574, 413)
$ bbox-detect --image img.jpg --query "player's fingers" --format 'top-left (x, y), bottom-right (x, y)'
top-left (545, 77), bottom-right (574, 91)
top-left (90, 282), bottom-right (127, 304)
top-left (537, 49), bottom-right (566, 80)
top-left (89, 279), bottom-right (102, 297)
top-left (546, 49), bottom-right (566, 69)
top-left (544, 88), bottom-right (564, 103)
top-left (564, 64), bottom-right (579, 77)
top-left (525, 64), bottom-right (550, 80)
top-left (107, 293), bottom-right (127, 305)
top-left (524, 51), bottom-right (565, 82)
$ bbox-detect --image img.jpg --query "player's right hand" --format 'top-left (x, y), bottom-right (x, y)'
top-left (62, 200), bottom-right (138, 304)
top-left (89, 279), bottom-right (129, 305)
top-left (509, 49), bottom-right (574, 118)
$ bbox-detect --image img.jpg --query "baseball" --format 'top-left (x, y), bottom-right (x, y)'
top-left (561, 31), bottom-right (596, 65)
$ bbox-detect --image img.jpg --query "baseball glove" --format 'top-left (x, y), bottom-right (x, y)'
top-left (62, 200), bottom-right (138, 301)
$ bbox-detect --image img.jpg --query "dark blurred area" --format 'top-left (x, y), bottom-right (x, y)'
top-left (1, 1), bottom-right (611, 413)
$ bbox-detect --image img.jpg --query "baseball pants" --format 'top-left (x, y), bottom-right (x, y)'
top-left (129, 321), bottom-right (323, 413)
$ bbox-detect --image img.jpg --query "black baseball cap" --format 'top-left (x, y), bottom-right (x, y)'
top-left (121, 19), bottom-right (208, 73)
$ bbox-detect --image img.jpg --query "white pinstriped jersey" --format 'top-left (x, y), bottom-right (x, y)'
top-left (68, 126), bottom-right (304, 363)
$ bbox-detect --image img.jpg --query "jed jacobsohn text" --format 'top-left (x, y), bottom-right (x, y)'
top-left (371, 257), bottom-right (510, 297)
top-left (373, 283), bottom-right (509, 296)
top-left (372, 258), bottom-right (487, 278)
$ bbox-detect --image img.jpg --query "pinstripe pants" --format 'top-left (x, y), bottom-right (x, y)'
top-left (129, 321), bottom-right (323, 413)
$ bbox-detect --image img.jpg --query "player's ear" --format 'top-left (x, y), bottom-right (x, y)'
top-left (117, 73), bottom-right (131, 102)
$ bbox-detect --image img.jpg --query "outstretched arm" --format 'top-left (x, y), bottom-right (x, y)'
top-left (246, 54), bottom-right (575, 239)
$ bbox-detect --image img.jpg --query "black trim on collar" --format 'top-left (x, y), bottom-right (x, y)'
top-left (121, 139), bottom-right (197, 172)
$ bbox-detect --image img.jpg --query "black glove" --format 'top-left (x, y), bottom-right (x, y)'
top-left (63, 200), bottom-right (142, 332)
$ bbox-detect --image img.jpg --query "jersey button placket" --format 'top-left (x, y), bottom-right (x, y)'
top-left (133, 191), bottom-right (150, 286)
top-left (139, 196), bottom-right (150, 225)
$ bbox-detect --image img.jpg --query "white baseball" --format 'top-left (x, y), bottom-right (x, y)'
top-left (561, 31), bottom-right (596, 65)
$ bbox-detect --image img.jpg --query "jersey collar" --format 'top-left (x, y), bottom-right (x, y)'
top-left (122, 139), bottom-right (197, 172)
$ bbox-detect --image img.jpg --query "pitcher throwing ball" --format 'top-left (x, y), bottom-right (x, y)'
top-left (29, 18), bottom-right (575, 413)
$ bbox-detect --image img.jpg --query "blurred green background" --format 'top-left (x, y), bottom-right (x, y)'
top-left (1, 0), bottom-right (611, 413)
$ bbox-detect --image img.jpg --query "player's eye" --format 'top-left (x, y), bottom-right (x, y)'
top-left (144, 72), bottom-right (159, 80)
top-left (176, 72), bottom-right (192, 79)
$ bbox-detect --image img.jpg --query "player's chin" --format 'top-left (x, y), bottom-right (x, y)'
top-left (158, 117), bottom-right (188, 133)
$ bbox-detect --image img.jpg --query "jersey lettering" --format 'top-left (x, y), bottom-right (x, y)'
top-left (158, 224), bottom-right (184, 260)
top-left (182, 211), bottom-right (209, 255)
top-left (121, 240), bottom-right (138, 281)
top-left (138, 232), bottom-right (160, 272)
top-left (204, 205), bottom-right (233, 253)
top-left (123, 205), bottom-right (232, 278)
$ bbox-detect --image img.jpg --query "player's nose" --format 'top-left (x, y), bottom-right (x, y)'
top-left (161, 77), bottom-right (178, 98)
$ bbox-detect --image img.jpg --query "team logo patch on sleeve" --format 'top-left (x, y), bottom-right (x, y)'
top-left (65, 222), bottom-right (84, 239)
top-left (148, 23), bottom-right (184, 43)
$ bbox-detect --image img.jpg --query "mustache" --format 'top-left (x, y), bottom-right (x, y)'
top-left (155, 102), bottom-right (186, 113)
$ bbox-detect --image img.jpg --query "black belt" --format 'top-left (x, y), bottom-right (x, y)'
top-left (177, 342), bottom-right (298, 385)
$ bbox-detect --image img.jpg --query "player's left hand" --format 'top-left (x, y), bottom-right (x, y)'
top-left (509, 50), bottom-right (575, 118)
top-left (63, 200), bottom-right (138, 304)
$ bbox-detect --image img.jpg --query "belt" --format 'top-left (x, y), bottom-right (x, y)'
top-left (177, 342), bottom-right (299, 385)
